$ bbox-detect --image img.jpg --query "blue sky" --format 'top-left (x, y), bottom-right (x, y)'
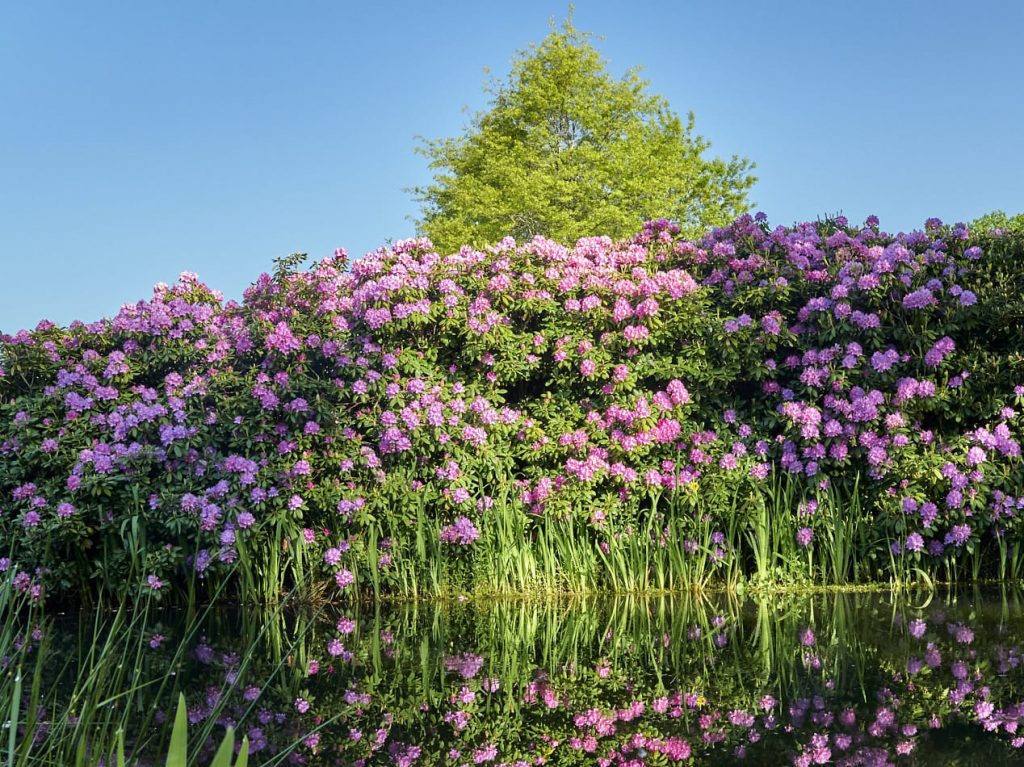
top-left (2, 0), bottom-right (1022, 333)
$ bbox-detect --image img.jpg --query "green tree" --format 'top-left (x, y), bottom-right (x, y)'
top-left (413, 18), bottom-right (756, 253)
top-left (972, 209), bottom-right (1024, 236)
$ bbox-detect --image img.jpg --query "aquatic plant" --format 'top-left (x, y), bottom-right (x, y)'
top-left (0, 568), bottom-right (324, 767)
top-left (160, 693), bottom-right (248, 767)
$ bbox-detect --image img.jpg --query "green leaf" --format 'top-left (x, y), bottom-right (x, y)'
top-left (234, 737), bottom-right (250, 767)
top-left (209, 727), bottom-right (236, 767)
top-left (8, 672), bottom-right (21, 767)
top-left (166, 693), bottom-right (188, 767)
top-left (116, 728), bottom-right (126, 767)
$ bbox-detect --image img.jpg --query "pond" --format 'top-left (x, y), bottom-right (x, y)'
top-left (21, 588), bottom-right (1024, 765)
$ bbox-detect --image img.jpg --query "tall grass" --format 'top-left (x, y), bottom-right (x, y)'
top-left (308, 462), bottom-right (1020, 599)
top-left (93, 461), bottom-right (1017, 607)
top-left (0, 571), bottom-right (329, 767)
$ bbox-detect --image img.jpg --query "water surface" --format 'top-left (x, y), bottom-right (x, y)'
top-left (38, 588), bottom-right (1024, 765)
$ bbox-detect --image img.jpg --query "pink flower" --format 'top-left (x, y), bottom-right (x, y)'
top-left (623, 324), bottom-right (650, 343)
top-left (440, 517), bottom-right (480, 545)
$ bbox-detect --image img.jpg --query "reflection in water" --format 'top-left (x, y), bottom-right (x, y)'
top-left (29, 589), bottom-right (1024, 765)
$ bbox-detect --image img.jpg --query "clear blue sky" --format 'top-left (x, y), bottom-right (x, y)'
top-left (2, 0), bottom-right (1022, 333)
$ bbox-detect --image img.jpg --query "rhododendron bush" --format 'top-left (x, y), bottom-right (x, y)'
top-left (1, 213), bottom-right (1023, 600)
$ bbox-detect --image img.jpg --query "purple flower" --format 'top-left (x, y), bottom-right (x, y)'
top-left (12, 483), bottom-right (37, 501)
top-left (954, 624), bottom-right (974, 644)
top-left (266, 322), bottom-right (302, 354)
top-left (924, 336), bottom-right (955, 367)
top-left (796, 527), bottom-right (814, 547)
top-left (472, 744), bottom-right (498, 763)
top-left (945, 524), bottom-right (971, 547)
top-left (194, 549), bottom-right (212, 573)
top-left (440, 517), bottom-right (480, 546)
top-left (761, 312), bottom-right (783, 336)
top-left (851, 310), bottom-right (881, 329)
top-left (336, 617), bottom-right (356, 634)
top-left (870, 349), bottom-right (900, 373)
top-left (903, 288), bottom-right (937, 310)
top-left (366, 307), bottom-right (395, 329)
top-left (920, 502), bottom-right (938, 527)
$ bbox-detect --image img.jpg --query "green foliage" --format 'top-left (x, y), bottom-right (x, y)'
top-left (972, 209), bottom-right (1024, 237)
top-left (159, 693), bottom-right (248, 767)
top-left (2, 213), bottom-right (1024, 603)
top-left (413, 17), bottom-right (756, 252)
top-left (0, 570), bottom-right (320, 766)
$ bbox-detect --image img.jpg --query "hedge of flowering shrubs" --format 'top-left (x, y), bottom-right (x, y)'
top-left (1, 213), bottom-right (1023, 600)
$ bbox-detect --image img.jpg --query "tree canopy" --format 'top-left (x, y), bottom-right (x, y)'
top-left (413, 19), bottom-right (756, 252)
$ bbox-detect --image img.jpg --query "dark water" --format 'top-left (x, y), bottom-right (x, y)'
top-left (37, 588), bottom-right (1024, 765)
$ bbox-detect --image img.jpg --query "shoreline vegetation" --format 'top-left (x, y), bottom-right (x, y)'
top-left (4, 9), bottom-right (1024, 761)
top-left (3, 205), bottom-right (1024, 763)
top-left (2, 212), bottom-right (1024, 608)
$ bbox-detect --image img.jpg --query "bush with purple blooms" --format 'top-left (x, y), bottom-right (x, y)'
top-left (1, 212), bottom-right (1023, 601)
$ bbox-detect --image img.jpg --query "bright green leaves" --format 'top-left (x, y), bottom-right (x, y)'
top-left (163, 693), bottom-right (249, 767)
top-left (413, 18), bottom-right (755, 253)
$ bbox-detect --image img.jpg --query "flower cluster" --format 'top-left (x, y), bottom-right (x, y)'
top-left (1, 213), bottom-right (1023, 598)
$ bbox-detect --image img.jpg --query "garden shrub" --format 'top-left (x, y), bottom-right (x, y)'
top-left (1, 213), bottom-right (1023, 601)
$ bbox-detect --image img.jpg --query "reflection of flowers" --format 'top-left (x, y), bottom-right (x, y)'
top-left (30, 592), bottom-right (1024, 764)
top-left (444, 652), bottom-right (484, 679)
top-left (302, 596), bottom-right (1024, 764)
